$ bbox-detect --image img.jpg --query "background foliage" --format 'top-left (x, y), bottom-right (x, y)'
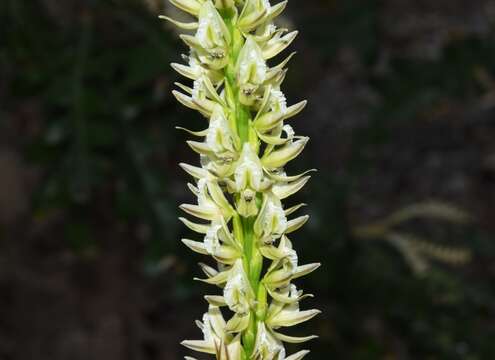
top-left (1, 0), bottom-right (494, 359)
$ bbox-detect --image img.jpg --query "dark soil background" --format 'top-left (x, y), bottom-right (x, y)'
top-left (1, 0), bottom-right (495, 359)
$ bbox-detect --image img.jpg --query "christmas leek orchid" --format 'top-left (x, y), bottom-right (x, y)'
top-left (161, 1), bottom-right (320, 358)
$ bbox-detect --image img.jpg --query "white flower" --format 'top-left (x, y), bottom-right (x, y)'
top-left (267, 284), bottom-right (320, 329)
top-left (224, 261), bottom-right (253, 315)
top-left (206, 107), bottom-right (236, 157)
top-left (181, 305), bottom-right (226, 355)
top-left (196, 1), bottom-right (230, 49)
top-left (252, 322), bottom-right (286, 360)
top-left (236, 37), bottom-right (268, 105)
top-left (238, 0), bottom-right (287, 33)
top-left (255, 195), bottom-right (288, 244)
top-left (195, 1), bottom-right (231, 69)
top-left (264, 200), bottom-right (288, 238)
top-left (235, 143), bottom-right (264, 191)
top-left (196, 178), bottom-right (223, 215)
top-left (171, 53), bottom-right (223, 83)
top-left (204, 223), bottom-right (222, 255)
top-left (238, 37), bottom-right (267, 86)
top-left (233, 143), bottom-right (271, 216)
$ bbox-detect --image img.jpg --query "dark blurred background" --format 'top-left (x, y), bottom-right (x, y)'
top-left (1, 0), bottom-right (495, 359)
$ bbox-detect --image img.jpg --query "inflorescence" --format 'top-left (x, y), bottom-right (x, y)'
top-left (162, 1), bottom-right (320, 358)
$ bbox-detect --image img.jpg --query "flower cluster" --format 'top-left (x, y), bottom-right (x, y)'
top-left (162, 1), bottom-right (320, 358)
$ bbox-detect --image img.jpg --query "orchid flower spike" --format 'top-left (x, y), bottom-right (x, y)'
top-left (163, 0), bottom-right (320, 358)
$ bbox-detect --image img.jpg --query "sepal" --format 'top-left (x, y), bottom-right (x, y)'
top-left (170, 0), bottom-right (203, 16)
top-left (261, 137), bottom-right (309, 169)
top-left (159, 15), bottom-right (199, 30)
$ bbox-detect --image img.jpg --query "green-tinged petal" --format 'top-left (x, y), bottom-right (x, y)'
top-left (272, 331), bottom-right (318, 344)
top-left (195, 270), bottom-right (230, 285)
top-left (286, 215), bottom-right (309, 233)
top-left (255, 100), bottom-right (307, 132)
top-left (179, 163), bottom-right (210, 179)
top-left (180, 34), bottom-right (204, 51)
top-left (225, 334), bottom-right (243, 360)
top-left (259, 245), bottom-right (288, 261)
top-left (223, 261), bottom-right (253, 314)
top-left (180, 204), bottom-right (219, 221)
top-left (267, 169), bottom-right (316, 183)
top-left (196, 1), bottom-right (231, 45)
top-left (261, 137), bottom-right (309, 169)
top-left (181, 340), bottom-right (216, 354)
top-left (179, 217), bottom-right (210, 234)
top-left (267, 287), bottom-right (298, 304)
top-left (284, 203), bottom-right (307, 216)
top-left (202, 76), bottom-right (226, 106)
top-left (268, 309), bottom-right (321, 328)
top-left (159, 15), bottom-right (199, 30)
top-left (182, 239), bottom-right (209, 255)
top-left (171, 63), bottom-right (200, 81)
top-left (225, 313), bottom-right (250, 333)
top-left (268, 1), bottom-right (288, 20)
top-left (172, 90), bottom-right (200, 112)
top-left (292, 263), bottom-right (321, 280)
top-left (254, 85), bottom-right (272, 121)
top-left (257, 131), bottom-right (290, 145)
top-left (285, 350), bottom-right (311, 360)
top-left (208, 305), bottom-right (227, 335)
top-left (174, 82), bottom-right (194, 95)
top-left (187, 141), bottom-right (213, 155)
top-left (254, 195), bottom-right (287, 240)
top-left (266, 286), bottom-right (314, 304)
top-left (213, 245), bottom-right (241, 265)
top-left (204, 295), bottom-right (227, 306)
top-left (263, 268), bottom-right (292, 288)
top-left (170, 0), bottom-right (202, 16)
top-left (215, 0), bottom-right (235, 9)
top-left (263, 30), bottom-right (298, 59)
top-left (199, 262), bottom-right (219, 278)
top-left (238, 7), bottom-right (268, 32)
top-left (206, 181), bottom-right (233, 212)
top-left (272, 176), bottom-right (311, 200)
top-left (266, 52), bottom-right (296, 81)
top-left (176, 126), bottom-right (209, 137)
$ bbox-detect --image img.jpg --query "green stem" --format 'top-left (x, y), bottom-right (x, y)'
top-left (222, 13), bottom-right (264, 357)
